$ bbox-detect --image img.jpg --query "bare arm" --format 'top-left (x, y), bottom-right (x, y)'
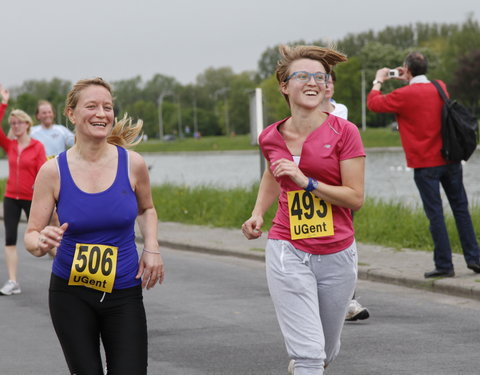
top-left (241, 165), bottom-right (281, 239)
top-left (271, 156), bottom-right (365, 211)
top-left (24, 160), bottom-right (67, 257)
top-left (130, 151), bottom-right (164, 289)
top-left (312, 157), bottom-right (365, 211)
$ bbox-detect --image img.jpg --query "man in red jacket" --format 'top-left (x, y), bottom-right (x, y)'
top-left (367, 52), bottom-right (480, 278)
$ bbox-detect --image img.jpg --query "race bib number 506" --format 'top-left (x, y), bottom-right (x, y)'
top-left (287, 190), bottom-right (334, 240)
top-left (68, 243), bottom-right (118, 293)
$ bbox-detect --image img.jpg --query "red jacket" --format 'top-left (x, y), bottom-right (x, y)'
top-left (367, 80), bottom-right (448, 168)
top-left (0, 103), bottom-right (47, 200)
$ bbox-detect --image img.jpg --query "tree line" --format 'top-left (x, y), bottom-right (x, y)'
top-left (3, 15), bottom-right (479, 138)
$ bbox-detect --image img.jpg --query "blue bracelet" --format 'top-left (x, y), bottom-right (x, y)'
top-left (304, 177), bottom-right (318, 192)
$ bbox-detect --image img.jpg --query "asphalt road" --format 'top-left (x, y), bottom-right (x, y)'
top-left (1, 224), bottom-right (480, 374)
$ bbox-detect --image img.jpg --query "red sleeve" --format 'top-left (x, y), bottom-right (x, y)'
top-left (339, 123), bottom-right (365, 161)
top-left (367, 89), bottom-right (406, 114)
top-left (0, 103), bottom-right (6, 122)
top-left (0, 103), bottom-right (12, 151)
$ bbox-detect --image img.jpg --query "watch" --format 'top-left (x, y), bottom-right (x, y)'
top-left (304, 177), bottom-right (319, 192)
top-left (372, 79), bottom-right (383, 85)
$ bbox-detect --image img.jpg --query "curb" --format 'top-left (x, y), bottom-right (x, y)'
top-left (14, 211), bottom-right (480, 302)
top-left (155, 236), bottom-right (480, 302)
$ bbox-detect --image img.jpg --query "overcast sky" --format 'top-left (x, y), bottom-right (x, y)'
top-left (1, 0), bottom-right (478, 89)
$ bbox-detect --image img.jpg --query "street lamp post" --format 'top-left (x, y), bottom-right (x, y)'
top-left (193, 96), bottom-right (198, 136)
top-left (176, 95), bottom-right (183, 138)
top-left (361, 70), bottom-right (366, 131)
top-left (158, 91), bottom-right (173, 140)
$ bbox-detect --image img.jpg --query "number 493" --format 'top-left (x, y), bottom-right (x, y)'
top-left (290, 191), bottom-right (328, 220)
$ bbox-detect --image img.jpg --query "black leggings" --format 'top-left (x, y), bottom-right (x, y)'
top-left (4, 197), bottom-right (31, 246)
top-left (49, 274), bottom-right (148, 375)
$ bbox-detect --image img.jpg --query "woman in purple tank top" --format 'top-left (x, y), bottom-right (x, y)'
top-left (24, 77), bottom-right (164, 375)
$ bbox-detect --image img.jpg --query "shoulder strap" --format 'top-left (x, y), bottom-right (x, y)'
top-left (431, 80), bottom-right (448, 103)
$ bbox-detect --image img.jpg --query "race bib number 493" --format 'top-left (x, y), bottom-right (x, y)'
top-left (287, 190), bottom-right (334, 240)
top-left (68, 243), bottom-right (118, 293)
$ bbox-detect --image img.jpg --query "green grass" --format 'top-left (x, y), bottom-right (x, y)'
top-left (134, 134), bottom-right (257, 153)
top-left (132, 127), bottom-right (402, 153)
top-left (0, 179), bottom-right (5, 197)
top-left (359, 127), bottom-right (402, 148)
top-left (151, 183), bottom-right (479, 255)
top-left (151, 183), bottom-right (277, 229)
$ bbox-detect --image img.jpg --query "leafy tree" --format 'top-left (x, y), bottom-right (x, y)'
top-left (143, 74), bottom-right (179, 104)
top-left (441, 15), bottom-right (480, 84)
top-left (333, 57), bottom-right (363, 126)
top-left (112, 76), bottom-right (143, 114)
top-left (260, 74), bottom-right (289, 126)
top-left (122, 100), bottom-right (158, 138)
top-left (450, 49), bottom-right (480, 115)
top-left (11, 93), bottom-right (38, 118)
top-left (10, 78), bottom-right (71, 124)
top-left (357, 42), bottom-right (408, 126)
top-left (196, 67), bottom-right (235, 94)
top-left (226, 71), bottom-right (257, 135)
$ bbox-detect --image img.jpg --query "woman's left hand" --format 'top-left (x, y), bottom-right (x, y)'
top-left (271, 158), bottom-right (308, 188)
top-left (136, 251), bottom-right (165, 290)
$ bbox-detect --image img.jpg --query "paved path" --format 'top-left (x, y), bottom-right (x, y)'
top-left (156, 221), bottom-right (480, 301)
top-left (9, 211), bottom-right (480, 300)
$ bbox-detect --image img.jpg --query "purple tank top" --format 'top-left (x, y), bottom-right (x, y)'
top-left (52, 145), bottom-right (140, 289)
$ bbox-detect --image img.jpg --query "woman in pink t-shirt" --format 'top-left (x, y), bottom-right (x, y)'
top-left (242, 45), bottom-right (365, 375)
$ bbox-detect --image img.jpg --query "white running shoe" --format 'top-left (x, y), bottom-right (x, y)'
top-left (345, 299), bottom-right (369, 321)
top-left (0, 280), bottom-right (21, 296)
top-left (287, 359), bottom-right (295, 375)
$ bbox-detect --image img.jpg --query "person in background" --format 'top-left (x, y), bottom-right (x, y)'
top-left (320, 71), bottom-right (348, 118)
top-left (320, 72), bottom-right (370, 322)
top-left (242, 45), bottom-right (365, 375)
top-left (31, 100), bottom-right (74, 158)
top-left (0, 85), bottom-right (46, 295)
top-left (31, 100), bottom-right (74, 256)
top-left (24, 77), bottom-right (164, 374)
top-left (367, 51), bottom-right (480, 278)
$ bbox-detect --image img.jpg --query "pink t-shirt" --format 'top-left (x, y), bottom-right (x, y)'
top-left (260, 114), bottom-right (365, 255)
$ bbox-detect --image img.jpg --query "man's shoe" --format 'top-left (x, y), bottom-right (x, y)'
top-left (287, 359), bottom-right (295, 375)
top-left (0, 280), bottom-right (21, 295)
top-left (345, 299), bottom-right (370, 321)
top-left (424, 269), bottom-right (455, 278)
top-left (467, 263), bottom-right (480, 273)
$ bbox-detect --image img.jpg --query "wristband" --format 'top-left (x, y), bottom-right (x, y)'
top-left (143, 248), bottom-right (161, 254)
top-left (304, 177), bottom-right (319, 192)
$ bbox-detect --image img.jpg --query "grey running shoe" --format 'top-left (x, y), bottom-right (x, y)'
top-left (345, 299), bottom-right (369, 321)
top-left (288, 359), bottom-right (295, 375)
top-left (0, 280), bottom-right (21, 295)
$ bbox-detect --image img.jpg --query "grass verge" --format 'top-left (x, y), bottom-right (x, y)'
top-left (132, 128), bottom-right (402, 153)
top-left (152, 183), bottom-right (479, 255)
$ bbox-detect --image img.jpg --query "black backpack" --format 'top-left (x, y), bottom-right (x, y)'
top-left (431, 80), bottom-right (479, 162)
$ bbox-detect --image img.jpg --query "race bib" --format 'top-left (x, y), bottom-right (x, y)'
top-left (68, 243), bottom-right (118, 293)
top-left (287, 190), bottom-right (334, 240)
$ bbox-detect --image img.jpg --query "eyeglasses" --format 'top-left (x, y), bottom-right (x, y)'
top-left (9, 121), bottom-right (27, 126)
top-left (284, 71), bottom-right (330, 84)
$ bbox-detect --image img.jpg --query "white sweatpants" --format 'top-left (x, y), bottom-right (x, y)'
top-left (266, 239), bottom-right (358, 375)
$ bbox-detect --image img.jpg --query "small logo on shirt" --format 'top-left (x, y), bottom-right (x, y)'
top-left (324, 144), bottom-right (332, 148)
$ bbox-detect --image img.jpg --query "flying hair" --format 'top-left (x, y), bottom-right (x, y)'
top-left (275, 44), bottom-right (347, 105)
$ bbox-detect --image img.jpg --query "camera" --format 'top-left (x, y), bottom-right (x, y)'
top-left (388, 69), bottom-right (399, 78)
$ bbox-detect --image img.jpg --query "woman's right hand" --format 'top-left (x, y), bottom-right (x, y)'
top-left (0, 85), bottom-right (9, 104)
top-left (37, 223), bottom-right (68, 255)
top-left (242, 215), bottom-right (264, 240)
